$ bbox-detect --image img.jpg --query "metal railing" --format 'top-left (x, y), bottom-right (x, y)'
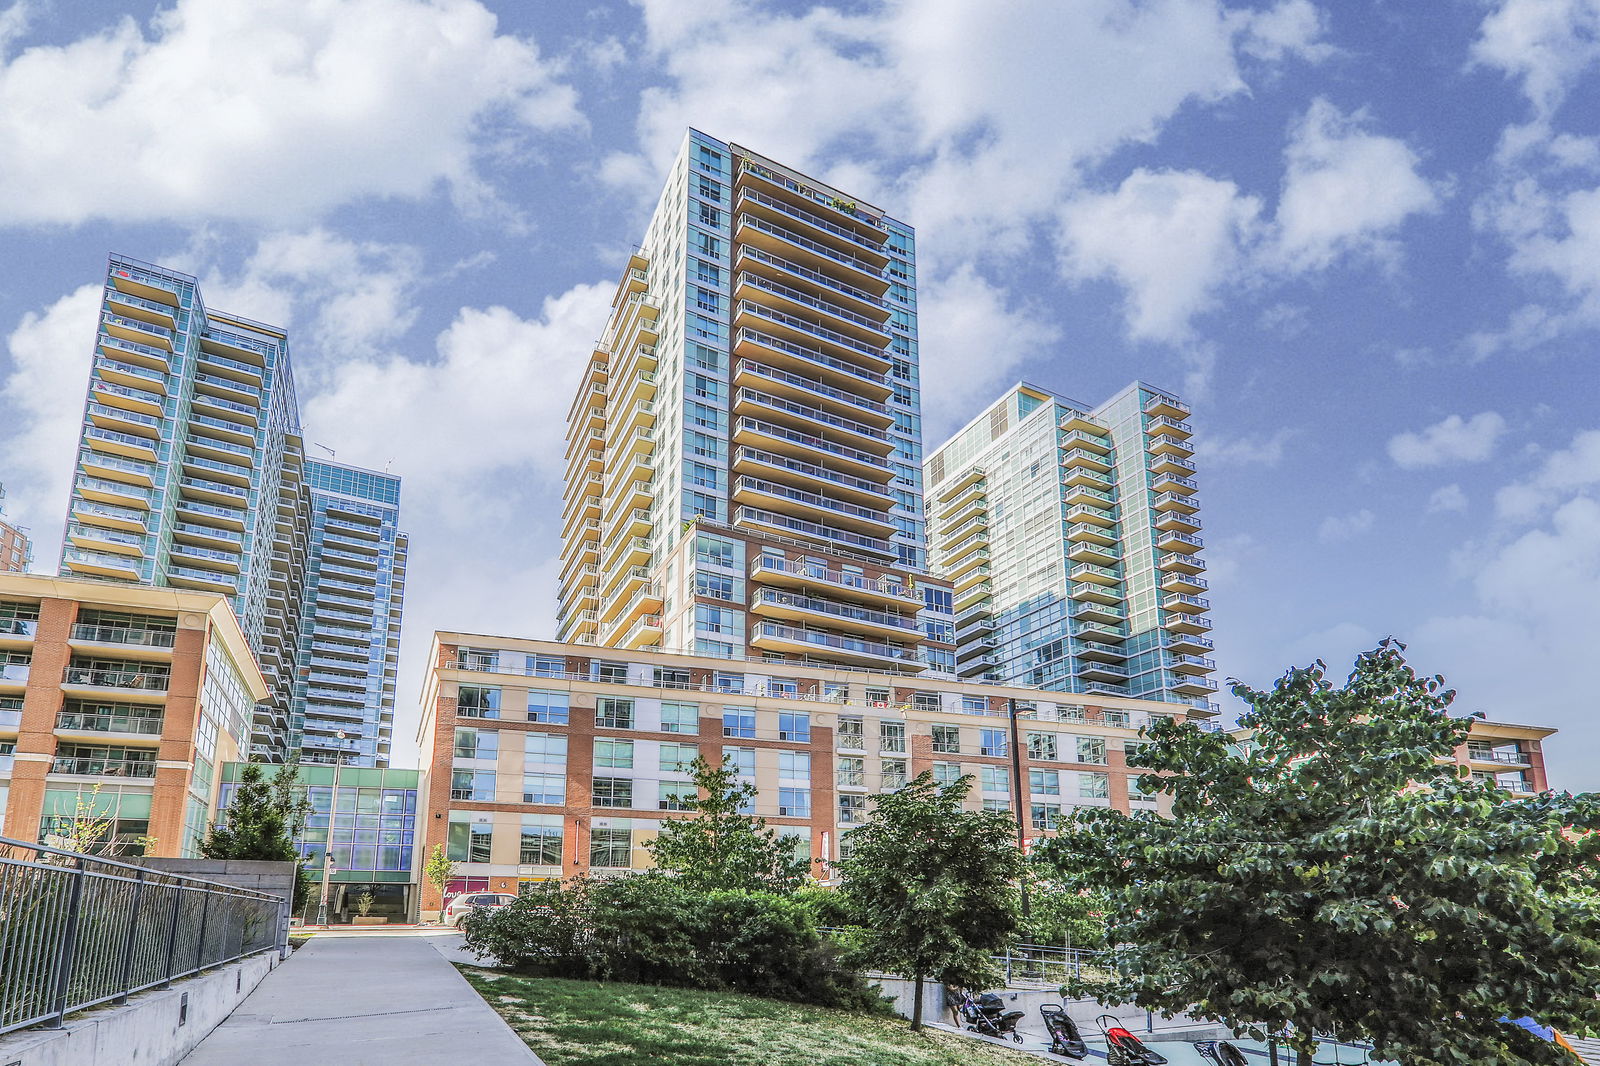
top-left (0, 836), bottom-right (285, 1035)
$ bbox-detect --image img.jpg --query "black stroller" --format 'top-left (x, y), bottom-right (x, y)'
top-left (1040, 1004), bottom-right (1089, 1058)
top-left (957, 991), bottom-right (1026, 1042)
top-left (1195, 1040), bottom-right (1250, 1066)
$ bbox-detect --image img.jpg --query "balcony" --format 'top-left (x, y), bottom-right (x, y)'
top-left (734, 389), bottom-right (891, 454)
top-left (194, 371), bottom-right (261, 405)
top-left (63, 665), bottom-right (169, 693)
top-left (62, 547), bottom-right (143, 581)
top-left (732, 327), bottom-right (891, 397)
top-left (1149, 432), bottom-right (1195, 459)
top-left (732, 477), bottom-right (893, 536)
top-left (1063, 482), bottom-right (1116, 509)
top-left (99, 321), bottom-right (173, 363)
top-left (170, 542), bottom-right (242, 574)
top-left (1145, 393), bottom-right (1190, 419)
top-left (1061, 447), bottom-right (1113, 473)
top-left (106, 287), bottom-right (178, 329)
top-left (953, 580), bottom-right (992, 612)
top-left (732, 447), bottom-right (892, 509)
top-left (733, 300), bottom-right (889, 376)
top-left (1073, 622), bottom-right (1128, 644)
top-left (1153, 470), bottom-right (1198, 495)
top-left (55, 709), bottom-right (165, 737)
top-left (81, 451), bottom-right (156, 489)
top-left (1158, 550), bottom-right (1206, 576)
top-left (736, 186), bottom-right (892, 265)
top-left (51, 755), bottom-right (156, 778)
top-left (1066, 522), bottom-right (1118, 548)
top-left (1156, 530), bottom-right (1205, 554)
top-left (1070, 562), bottom-right (1121, 587)
top-left (176, 498), bottom-right (248, 531)
top-left (1165, 613), bottom-right (1213, 636)
top-left (957, 653), bottom-right (1001, 677)
top-left (201, 329), bottom-right (275, 363)
top-left (1170, 675), bottom-right (1219, 696)
top-left (190, 387), bottom-right (260, 426)
top-left (733, 359), bottom-right (891, 424)
top-left (198, 351), bottom-right (265, 386)
top-left (1166, 653), bottom-right (1216, 674)
top-left (1150, 452), bottom-right (1197, 477)
top-left (166, 563), bottom-right (238, 595)
top-left (732, 418), bottom-right (889, 482)
top-left (1063, 465), bottom-right (1114, 490)
top-left (1072, 600), bottom-right (1125, 626)
top-left (89, 379), bottom-right (164, 418)
top-left (85, 426), bottom-right (158, 463)
top-left (1079, 661), bottom-right (1129, 683)
top-left (1161, 570), bottom-right (1208, 595)
top-left (735, 505), bottom-right (895, 559)
top-left (1166, 631), bottom-right (1214, 655)
top-left (1163, 593), bottom-right (1211, 614)
top-left (1066, 502), bottom-right (1117, 530)
top-left (738, 158), bottom-right (890, 233)
top-left (735, 214), bottom-right (889, 294)
top-left (749, 556), bottom-right (918, 609)
top-left (1147, 415), bottom-right (1193, 440)
top-left (180, 475), bottom-right (249, 506)
top-left (734, 245), bottom-right (888, 318)
top-left (749, 621), bottom-right (915, 669)
top-left (1154, 509), bottom-right (1202, 534)
top-left (751, 588), bottom-right (918, 638)
top-left (1077, 638), bottom-right (1128, 664)
top-left (1070, 581), bottom-right (1123, 607)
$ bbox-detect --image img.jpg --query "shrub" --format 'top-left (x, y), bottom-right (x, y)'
top-left (462, 874), bottom-right (887, 1012)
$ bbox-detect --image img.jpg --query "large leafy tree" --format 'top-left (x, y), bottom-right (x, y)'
top-left (646, 756), bottom-right (812, 893)
top-left (1039, 639), bottom-right (1600, 1066)
top-left (201, 759), bottom-right (312, 909)
top-left (836, 771), bottom-right (1022, 1031)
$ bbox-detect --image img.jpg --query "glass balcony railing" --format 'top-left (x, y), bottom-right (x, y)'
top-left (52, 756), bottom-right (156, 778)
top-left (56, 710), bottom-right (164, 735)
top-left (737, 389), bottom-right (887, 443)
top-left (753, 588), bottom-right (915, 631)
top-left (750, 556), bottom-right (914, 601)
top-left (735, 300), bottom-right (884, 361)
top-left (735, 272), bottom-right (888, 335)
top-left (71, 623), bottom-right (176, 648)
top-left (752, 622), bottom-right (911, 662)
top-left (736, 506), bottom-right (893, 556)
top-left (734, 447), bottom-right (891, 500)
top-left (735, 328), bottom-right (888, 388)
top-left (194, 372), bottom-right (261, 399)
top-left (736, 187), bottom-right (891, 257)
top-left (63, 666), bottom-right (169, 690)
top-left (735, 360), bottom-right (890, 417)
top-left (735, 245), bottom-right (887, 308)
top-left (735, 418), bottom-right (889, 469)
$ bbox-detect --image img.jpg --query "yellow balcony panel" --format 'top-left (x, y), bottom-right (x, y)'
top-left (181, 455), bottom-right (251, 489)
top-left (67, 524), bottom-right (145, 558)
top-left (167, 563), bottom-right (239, 596)
top-left (732, 478), bottom-right (894, 538)
top-left (1071, 581), bottom-right (1123, 607)
top-left (734, 185), bottom-right (892, 268)
top-left (1073, 600), bottom-right (1125, 627)
top-left (1156, 530), bottom-right (1204, 555)
top-left (1149, 434), bottom-right (1195, 459)
top-left (100, 320), bottom-right (173, 365)
top-left (1154, 510), bottom-right (1202, 534)
top-left (731, 446), bottom-right (893, 510)
top-left (172, 521), bottom-right (243, 553)
top-left (1065, 503), bottom-right (1117, 529)
top-left (1152, 491), bottom-right (1200, 515)
top-left (184, 435), bottom-right (256, 468)
top-left (1063, 466), bottom-right (1114, 490)
top-left (1166, 630), bottom-right (1213, 655)
top-left (732, 209), bottom-right (890, 295)
top-left (1161, 571), bottom-right (1208, 596)
top-left (731, 418), bottom-right (889, 482)
top-left (1066, 522), bottom-right (1117, 547)
top-left (175, 498), bottom-right (247, 532)
top-left (194, 372), bottom-right (261, 408)
top-left (1164, 612), bottom-right (1213, 636)
top-left (733, 245), bottom-right (890, 323)
top-left (71, 500), bottom-right (149, 535)
top-left (169, 543), bottom-right (242, 574)
top-left (190, 390), bottom-right (260, 428)
top-left (1060, 428), bottom-right (1112, 455)
top-left (1077, 641), bottom-right (1128, 664)
top-left (1059, 410), bottom-right (1106, 434)
top-left (731, 299), bottom-right (891, 377)
top-left (1067, 541), bottom-right (1120, 567)
top-left (732, 271), bottom-right (890, 349)
top-left (618, 614), bottom-right (662, 651)
top-left (1070, 562), bottom-right (1121, 587)
top-left (1158, 550), bottom-right (1206, 576)
top-left (1074, 621), bottom-right (1128, 645)
top-left (1061, 447), bottom-right (1113, 473)
top-left (1150, 453), bottom-right (1197, 477)
top-left (1168, 653), bottom-right (1215, 676)
top-left (1145, 393), bottom-right (1190, 420)
top-left (77, 475), bottom-right (152, 509)
top-left (94, 357), bottom-right (167, 399)
top-left (733, 360), bottom-right (894, 431)
top-left (1170, 675), bottom-right (1219, 697)
top-left (84, 427), bottom-right (158, 463)
top-left (953, 577), bottom-right (992, 608)
top-left (1163, 593), bottom-right (1211, 615)
top-left (1079, 661), bottom-right (1130, 684)
top-left (615, 368), bottom-right (658, 409)
top-left (957, 652), bottom-right (1002, 677)
top-left (1152, 470), bottom-right (1199, 496)
top-left (731, 327), bottom-right (892, 400)
top-left (1147, 415), bottom-right (1193, 441)
top-left (200, 331), bottom-right (272, 367)
top-left (106, 286), bottom-right (178, 329)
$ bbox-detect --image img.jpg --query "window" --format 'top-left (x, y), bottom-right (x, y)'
top-left (768, 678), bottom-right (799, 699)
top-left (590, 827), bottom-right (632, 868)
top-left (865, 687), bottom-right (890, 705)
top-left (532, 655), bottom-right (566, 678)
top-left (722, 709), bottom-right (756, 739)
top-left (659, 742), bottom-right (699, 773)
top-left (450, 770), bottom-right (495, 801)
top-left (695, 230), bottom-right (722, 258)
top-left (961, 695), bottom-right (988, 713)
top-left (1030, 804), bottom-right (1062, 831)
top-left (595, 661), bottom-right (628, 684)
top-left (592, 777), bottom-right (634, 808)
top-left (779, 751), bottom-right (811, 780)
top-left (660, 701), bottom-right (700, 734)
top-left (522, 773), bottom-right (565, 805)
top-left (1027, 732), bottom-right (1059, 761)
top-left (696, 573), bottom-right (737, 600)
top-left (697, 174), bottom-right (722, 201)
top-left (594, 739), bottom-right (634, 769)
top-left (655, 667), bottom-right (692, 690)
top-left (923, 587), bottom-right (953, 613)
top-left (980, 766), bottom-right (1009, 794)
top-left (837, 757), bottom-right (864, 787)
top-left (527, 690), bottom-right (569, 725)
top-left (980, 729), bottom-right (1007, 757)
top-left (838, 794), bottom-right (867, 825)
top-left (1129, 772), bottom-right (1153, 799)
top-left (778, 711), bottom-right (810, 742)
top-left (983, 798), bottom-right (1011, 813)
top-left (723, 747), bottom-right (756, 777)
top-left (457, 685), bottom-right (500, 719)
top-left (448, 817), bottom-right (493, 862)
top-left (778, 787), bottom-right (811, 817)
top-left (911, 692), bottom-right (940, 712)
top-left (453, 728), bottom-right (497, 761)
top-left (823, 682), bottom-right (848, 701)
top-left (879, 721), bottom-right (906, 753)
top-left (696, 604), bottom-right (736, 634)
top-left (837, 716), bottom-right (864, 749)
top-left (1029, 769), bottom-right (1061, 795)
top-left (519, 822), bottom-right (562, 866)
top-left (715, 672), bottom-right (744, 694)
top-left (923, 620), bottom-right (955, 643)
top-left (1075, 737), bottom-right (1108, 765)
top-left (881, 759), bottom-right (908, 790)
top-left (695, 534), bottom-right (736, 569)
top-left (932, 725), bottom-right (960, 754)
top-left (932, 761), bottom-right (962, 786)
top-left (1080, 773), bottom-right (1110, 800)
top-left (524, 733), bottom-right (567, 766)
top-left (596, 698), bottom-right (634, 730)
top-left (659, 781), bottom-right (696, 810)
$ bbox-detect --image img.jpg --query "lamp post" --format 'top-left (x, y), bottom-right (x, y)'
top-left (1007, 697), bottom-right (1031, 919)
top-left (315, 732), bottom-right (350, 927)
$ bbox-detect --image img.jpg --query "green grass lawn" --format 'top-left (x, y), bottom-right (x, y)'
top-left (457, 967), bottom-right (1040, 1066)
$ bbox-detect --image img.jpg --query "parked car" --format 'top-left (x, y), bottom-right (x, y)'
top-left (442, 892), bottom-right (517, 928)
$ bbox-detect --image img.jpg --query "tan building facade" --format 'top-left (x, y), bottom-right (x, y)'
top-left (0, 516), bottom-right (27, 574)
top-left (0, 573), bottom-right (267, 855)
top-left (416, 632), bottom-right (1201, 912)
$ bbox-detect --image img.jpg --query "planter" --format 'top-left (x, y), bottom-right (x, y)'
top-left (351, 916), bottom-right (388, 926)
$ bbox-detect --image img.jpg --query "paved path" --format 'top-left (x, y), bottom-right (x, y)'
top-left (180, 930), bottom-right (542, 1066)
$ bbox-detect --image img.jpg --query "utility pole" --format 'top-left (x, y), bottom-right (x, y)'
top-left (1008, 697), bottom-right (1030, 919)
top-left (315, 732), bottom-right (350, 927)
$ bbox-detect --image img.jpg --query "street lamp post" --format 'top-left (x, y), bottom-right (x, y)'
top-left (315, 732), bottom-right (350, 927)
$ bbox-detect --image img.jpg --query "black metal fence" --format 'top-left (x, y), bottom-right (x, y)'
top-left (0, 836), bottom-right (286, 1035)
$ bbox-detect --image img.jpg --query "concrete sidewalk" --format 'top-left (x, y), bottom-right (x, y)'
top-left (180, 930), bottom-right (542, 1065)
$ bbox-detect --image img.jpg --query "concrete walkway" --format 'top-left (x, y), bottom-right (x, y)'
top-left (180, 930), bottom-right (542, 1066)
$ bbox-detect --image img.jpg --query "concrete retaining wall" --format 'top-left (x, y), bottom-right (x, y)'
top-left (0, 951), bottom-right (279, 1066)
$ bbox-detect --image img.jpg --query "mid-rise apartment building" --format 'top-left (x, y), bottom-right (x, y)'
top-left (56, 255), bottom-right (407, 764)
top-left (291, 460), bottom-right (407, 767)
top-left (925, 382), bottom-right (1215, 709)
top-left (416, 632), bottom-right (1201, 909)
top-left (0, 484), bottom-right (30, 573)
top-left (557, 131), bottom-right (954, 677)
top-left (0, 572), bottom-right (267, 855)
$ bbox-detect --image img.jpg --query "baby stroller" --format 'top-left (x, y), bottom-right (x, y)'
top-left (957, 991), bottom-right (1026, 1042)
top-left (1097, 1014), bottom-right (1169, 1065)
top-left (1040, 1004), bottom-right (1088, 1059)
top-left (1195, 1040), bottom-right (1249, 1066)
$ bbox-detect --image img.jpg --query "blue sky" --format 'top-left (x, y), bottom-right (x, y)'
top-left (1, 0), bottom-right (1597, 786)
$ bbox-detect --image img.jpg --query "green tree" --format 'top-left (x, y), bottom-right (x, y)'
top-left (424, 843), bottom-right (456, 920)
top-left (1018, 871), bottom-right (1109, 951)
top-left (1039, 639), bottom-right (1600, 1066)
top-left (200, 760), bottom-right (310, 909)
top-left (836, 771), bottom-right (1022, 1031)
top-left (646, 756), bottom-right (812, 893)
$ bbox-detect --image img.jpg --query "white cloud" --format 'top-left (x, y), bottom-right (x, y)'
top-left (1427, 484), bottom-right (1469, 514)
top-left (1387, 412), bottom-right (1507, 468)
top-left (1414, 494), bottom-right (1600, 789)
top-left (1238, 0), bottom-right (1336, 63)
top-left (913, 265), bottom-right (1060, 441)
top-left (1273, 98), bottom-right (1443, 272)
top-left (1198, 428), bottom-right (1296, 467)
top-left (1470, 0), bottom-right (1600, 121)
top-left (0, 0), bottom-right (581, 225)
top-left (1317, 508), bottom-right (1375, 543)
top-left (1057, 169), bottom-right (1262, 343)
top-left (1493, 428), bottom-right (1600, 520)
top-left (0, 283), bottom-right (102, 568)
